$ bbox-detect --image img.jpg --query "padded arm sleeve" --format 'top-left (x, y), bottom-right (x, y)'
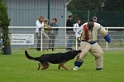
top-left (104, 34), bottom-right (111, 43)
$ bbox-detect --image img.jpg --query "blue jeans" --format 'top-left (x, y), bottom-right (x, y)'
top-left (66, 34), bottom-right (73, 50)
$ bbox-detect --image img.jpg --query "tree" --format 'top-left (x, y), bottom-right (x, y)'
top-left (68, 0), bottom-right (105, 23)
top-left (68, 0), bottom-right (124, 11)
top-left (68, 0), bottom-right (104, 11)
top-left (67, 0), bottom-right (124, 26)
top-left (0, 0), bottom-right (11, 54)
top-left (104, 0), bottom-right (124, 11)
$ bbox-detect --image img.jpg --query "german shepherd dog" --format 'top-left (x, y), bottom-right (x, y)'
top-left (25, 50), bottom-right (81, 70)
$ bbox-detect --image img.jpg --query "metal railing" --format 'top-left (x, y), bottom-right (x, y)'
top-left (8, 26), bottom-right (124, 51)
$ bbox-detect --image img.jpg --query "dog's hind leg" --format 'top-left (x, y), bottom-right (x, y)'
top-left (41, 62), bottom-right (49, 70)
top-left (58, 65), bottom-right (61, 70)
top-left (37, 62), bottom-right (41, 70)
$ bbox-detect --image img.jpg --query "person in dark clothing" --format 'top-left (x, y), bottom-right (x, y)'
top-left (49, 18), bottom-right (59, 51)
top-left (66, 15), bottom-right (74, 51)
top-left (66, 15), bottom-right (73, 27)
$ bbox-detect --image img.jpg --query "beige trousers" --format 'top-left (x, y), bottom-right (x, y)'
top-left (77, 42), bottom-right (104, 68)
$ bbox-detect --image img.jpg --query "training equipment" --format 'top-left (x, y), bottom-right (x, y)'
top-left (104, 34), bottom-right (111, 43)
top-left (74, 61), bottom-right (83, 67)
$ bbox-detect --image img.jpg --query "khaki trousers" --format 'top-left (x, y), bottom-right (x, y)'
top-left (77, 42), bottom-right (104, 68)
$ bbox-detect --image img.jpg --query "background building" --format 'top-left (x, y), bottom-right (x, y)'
top-left (6, 0), bottom-right (69, 26)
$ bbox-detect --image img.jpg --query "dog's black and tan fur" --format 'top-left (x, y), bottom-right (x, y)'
top-left (25, 50), bottom-right (81, 70)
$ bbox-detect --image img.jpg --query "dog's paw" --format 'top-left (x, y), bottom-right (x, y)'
top-left (58, 66), bottom-right (61, 70)
top-left (66, 68), bottom-right (70, 70)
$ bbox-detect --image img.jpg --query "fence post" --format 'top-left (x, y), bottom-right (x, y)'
top-left (65, 27), bottom-right (67, 48)
top-left (48, 0), bottom-right (50, 20)
top-left (40, 30), bottom-right (43, 51)
top-left (106, 27), bottom-right (108, 50)
top-left (75, 28), bottom-right (78, 50)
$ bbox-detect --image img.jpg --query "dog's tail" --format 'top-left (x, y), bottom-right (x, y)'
top-left (25, 50), bottom-right (39, 61)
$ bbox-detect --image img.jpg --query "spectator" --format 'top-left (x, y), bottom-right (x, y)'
top-left (73, 18), bottom-right (81, 33)
top-left (43, 19), bottom-right (51, 51)
top-left (92, 16), bottom-right (97, 22)
top-left (92, 16), bottom-right (100, 24)
top-left (66, 15), bottom-right (74, 51)
top-left (49, 18), bottom-right (59, 51)
top-left (35, 16), bottom-right (44, 51)
top-left (73, 18), bottom-right (81, 47)
top-left (35, 16), bottom-right (51, 51)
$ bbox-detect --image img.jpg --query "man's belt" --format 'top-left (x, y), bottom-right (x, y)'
top-left (82, 40), bottom-right (97, 45)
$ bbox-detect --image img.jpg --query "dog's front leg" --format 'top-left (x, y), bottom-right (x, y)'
top-left (61, 65), bottom-right (70, 70)
top-left (59, 63), bottom-right (70, 70)
top-left (58, 65), bottom-right (61, 70)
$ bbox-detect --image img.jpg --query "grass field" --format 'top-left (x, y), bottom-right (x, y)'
top-left (0, 50), bottom-right (124, 82)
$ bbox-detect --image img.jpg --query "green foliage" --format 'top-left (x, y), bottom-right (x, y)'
top-left (67, 0), bottom-right (124, 26)
top-left (0, 50), bottom-right (124, 82)
top-left (0, 0), bottom-right (11, 46)
top-left (68, 0), bottom-right (104, 11)
top-left (67, 0), bottom-right (105, 23)
top-left (68, 0), bottom-right (124, 11)
top-left (104, 0), bottom-right (124, 11)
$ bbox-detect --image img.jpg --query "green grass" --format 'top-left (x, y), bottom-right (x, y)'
top-left (0, 50), bottom-right (124, 82)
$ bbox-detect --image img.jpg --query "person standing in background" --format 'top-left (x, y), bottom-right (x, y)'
top-left (73, 18), bottom-right (81, 33)
top-left (92, 16), bottom-right (97, 22)
top-left (35, 16), bottom-right (51, 51)
top-left (73, 18), bottom-right (82, 48)
top-left (35, 16), bottom-right (44, 51)
top-left (66, 15), bottom-right (74, 51)
top-left (92, 16), bottom-right (100, 24)
top-left (49, 18), bottom-right (59, 51)
top-left (43, 19), bottom-right (51, 51)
